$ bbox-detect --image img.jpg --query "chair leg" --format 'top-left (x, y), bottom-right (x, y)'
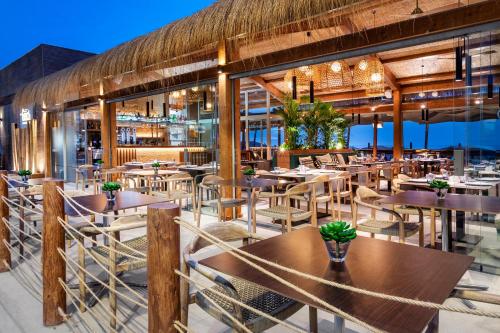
top-left (419, 223), bottom-right (424, 247)
top-left (180, 262), bottom-right (190, 326)
top-left (309, 306), bottom-right (318, 333)
top-left (430, 209), bottom-right (436, 247)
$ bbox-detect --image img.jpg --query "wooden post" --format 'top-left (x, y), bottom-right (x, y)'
top-left (392, 90), bottom-right (403, 161)
top-left (42, 179), bottom-right (66, 326)
top-left (147, 203), bottom-right (181, 333)
top-left (373, 114), bottom-right (378, 159)
top-left (0, 170), bottom-right (10, 272)
top-left (266, 92), bottom-right (272, 160)
top-left (218, 40), bottom-right (241, 220)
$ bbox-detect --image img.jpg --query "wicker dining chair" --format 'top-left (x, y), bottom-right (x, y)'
top-left (150, 173), bottom-right (197, 219)
top-left (298, 156), bottom-right (316, 169)
top-left (195, 175), bottom-right (246, 226)
top-left (75, 164), bottom-right (95, 190)
top-left (253, 170), bottom-right (287, 207)
top-left (252, 183), bottom-right (315, 233)
top-left (290, 174), bottom-right (334, 220)
top-left (331, 171), bottom-right (354, 220)
top-left (392, 178), bottom-right (439, 246)
top-left (353, 186), bottom-right (424, 246)
top-left (181, 223), bottom-right (305, 332)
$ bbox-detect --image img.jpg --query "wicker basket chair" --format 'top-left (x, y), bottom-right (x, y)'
top-left (331, 171), bottom-right (354, 220)
top-left (195, 175), bottom-right (246, 226)
top-left (181, 223), bottom-right (304, 332)
top-left (252, 183), bottom-right (315, 233)
top-left (353, 186), bottom-right (424, 246)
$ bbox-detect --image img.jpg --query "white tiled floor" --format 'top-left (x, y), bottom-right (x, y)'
top-left (0, 182), bottom-right (499, 332)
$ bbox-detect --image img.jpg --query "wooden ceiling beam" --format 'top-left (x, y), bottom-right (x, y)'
top-left (248, 76), bottom-right (284, 102)
top-left (383, 64), bottom-right (399, 91)
top-left (223, 1), bottom-right (500, 76)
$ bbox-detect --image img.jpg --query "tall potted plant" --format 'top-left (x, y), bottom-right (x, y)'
top-left (317, 105), bottom-right (349, 149)
top-left (302, 99), bottom-right (326, 149)
top-left (275, 96), bottom-right (302, 150)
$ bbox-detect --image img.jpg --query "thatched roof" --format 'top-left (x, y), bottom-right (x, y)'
top-left (14, 0), bottom-right (362, 109)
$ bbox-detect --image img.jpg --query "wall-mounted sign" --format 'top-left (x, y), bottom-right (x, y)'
top-left (20, 108), bottom-right (32, 127)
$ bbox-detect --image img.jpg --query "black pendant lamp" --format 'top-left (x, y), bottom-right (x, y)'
top-left (309, 80), bottom-right (314, 103)
top-left (162, 102), bottom-right (167, 117)
top-left (292, 76), bottom-right (297, 100)
top-left (465, 54), bottom-right (472, 87)
top-left (425, 108), bottom-right (429, 122)
top-left (487, 74), bottom-right (494, 99)
top-left (146, 101), bottom-right (150, 117)
top-left (203, 91), bottom-right (208, 110)
top-left (455, 46), bottom-right (463, 81)
top-left (357, 114), bottom-right (361, 124)
top-left (351, 113), bottom-right (355, 122)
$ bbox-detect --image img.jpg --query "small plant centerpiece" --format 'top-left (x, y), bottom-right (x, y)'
top-left (319, 221), bottom-right (357, 263)
top-left (429, 179), bottom-right (450, 199)
top-left (18, 169), bottom-right (32, 182)
top-left (96, 159), bottom-right (104, 169)
top-left (243, 167), bottom-right (256, 183)
top-left (102, 182), bottom-right (121, 201)
top-left (152, 161), bottom-right (161, 175)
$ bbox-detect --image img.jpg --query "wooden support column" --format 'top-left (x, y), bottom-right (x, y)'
top-left (393, 90), bottom-right (403, 160)
top-left (42, 179), bottom-right (66, 326)
top-left (218, 41), bottom-right (241, 220)
top-left (373, 114), bottom-right (378, 159)
top-left (43, 112), bottom-right (52, 177)
top-left (0, 170), bottom-right (10, 272)
top-left (147, 203), bottom-right (180, 333)
top-left (244, 91), bottom-right (249, 150)
top-left (101, 100), bottom-right (117, 168)
top-left (266, 92), bottom-right (272, 160)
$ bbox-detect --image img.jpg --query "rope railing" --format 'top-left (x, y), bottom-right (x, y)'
top-left (175, 218), bottom-right (500, 320)
top-left (57, 187), bottom-right (148, 259)
top-left (57, 248), bottom-right (148, 309)
top-left (1, 221), bottom-right (42, 265)
top-left (1, 175), bottom-right (43, 209)
top-left (58, 278), bottom-right (137, 333)
top-left (2, 217), bottom-right (42, 248)
top-left (176, 269), bottom-right (308, 333)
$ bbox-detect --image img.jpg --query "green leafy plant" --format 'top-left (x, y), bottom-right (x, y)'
top-left (242, 167), bottom-right (256, 176)
top-left (96, 160), bottom-right (104, 165)
top-left (152, 162), bottom-right (161, 168)
top-left (102, 182), bottom-right (121, 192)
top-left (429, 180), bottom-right (450, 190)
top-left (318, 106), bottom-right (349, 149)
top-left (18, 170), bottom-right (32, 177)
top-left (275, 96), bottom-right (302, 150)
top-left (319, 221), bottom-right (357, 243)
top-left (301, 99), bottom-right (324, 149)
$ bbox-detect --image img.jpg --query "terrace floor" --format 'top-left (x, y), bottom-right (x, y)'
top-left (0, 182), bottom-right (499, 332)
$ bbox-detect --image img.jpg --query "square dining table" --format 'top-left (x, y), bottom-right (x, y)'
top-left (378, 190), bottom-right (500, 252)
top-left (200, 227), bottom-right (473, 333)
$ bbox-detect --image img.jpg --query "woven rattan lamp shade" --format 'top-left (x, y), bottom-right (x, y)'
top-left (284, 68), bottom-right (310, 93)
top-left (353, 57), bottom-right (384, 96)
top-left (314, 61), bottom-right (352, 89)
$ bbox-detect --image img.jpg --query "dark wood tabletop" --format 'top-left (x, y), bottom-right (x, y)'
top-left (377, 190), bottom-right (500, 214)
top-left (200, 227), bottom-right (473, 333)
top-left (213, 177), bottom-right (291, 189)
top-left (8, 178), bottom-right (45, 187)
top-left (65, 191), bottom-right (168, 216)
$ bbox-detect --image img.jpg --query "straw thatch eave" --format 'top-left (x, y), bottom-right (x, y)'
top-left (13, 0), bottom-right (363, 109)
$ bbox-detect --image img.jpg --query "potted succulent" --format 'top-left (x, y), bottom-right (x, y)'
top-left (243, 167), bottom-right (256, 183)
top-left (152, 161), bottom-right (161, 175)
top-left (319, 221), bottom-right (357, 263)
top-left (96, 159), bottom-right (104, 169)
top-left (102, 182), bottom-right (121, 202)
top-left (429, 179), bottom-right (450, 199)
top-left (18, 169), bottom-right (32, 182)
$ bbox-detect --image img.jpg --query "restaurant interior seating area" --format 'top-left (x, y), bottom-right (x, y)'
top-left (1, 0), bottom-right (500, 332)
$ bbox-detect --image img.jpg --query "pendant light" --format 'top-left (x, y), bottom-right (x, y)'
top-left (418, 61), bottom-right (425, 98)
top-left (455, 43), bottom-right (463, 81)
top-left (487, 33), bottom-right (494, 99)
top-left (353, 56), bottom-right (384, 96)
top-left (465, 37), bottom-right (472, 88)
top-left (284, 68), bottom-right (308, 99)
top-left (315, 60), bottom-right (353, 90)
top-left (162, 102), bottom-right (167, 118)
top-left (146, 100), bottom-right (150, 117)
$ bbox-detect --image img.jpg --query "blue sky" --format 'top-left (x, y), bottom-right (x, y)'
top-left (0, 0), bottom-right (215, 69)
